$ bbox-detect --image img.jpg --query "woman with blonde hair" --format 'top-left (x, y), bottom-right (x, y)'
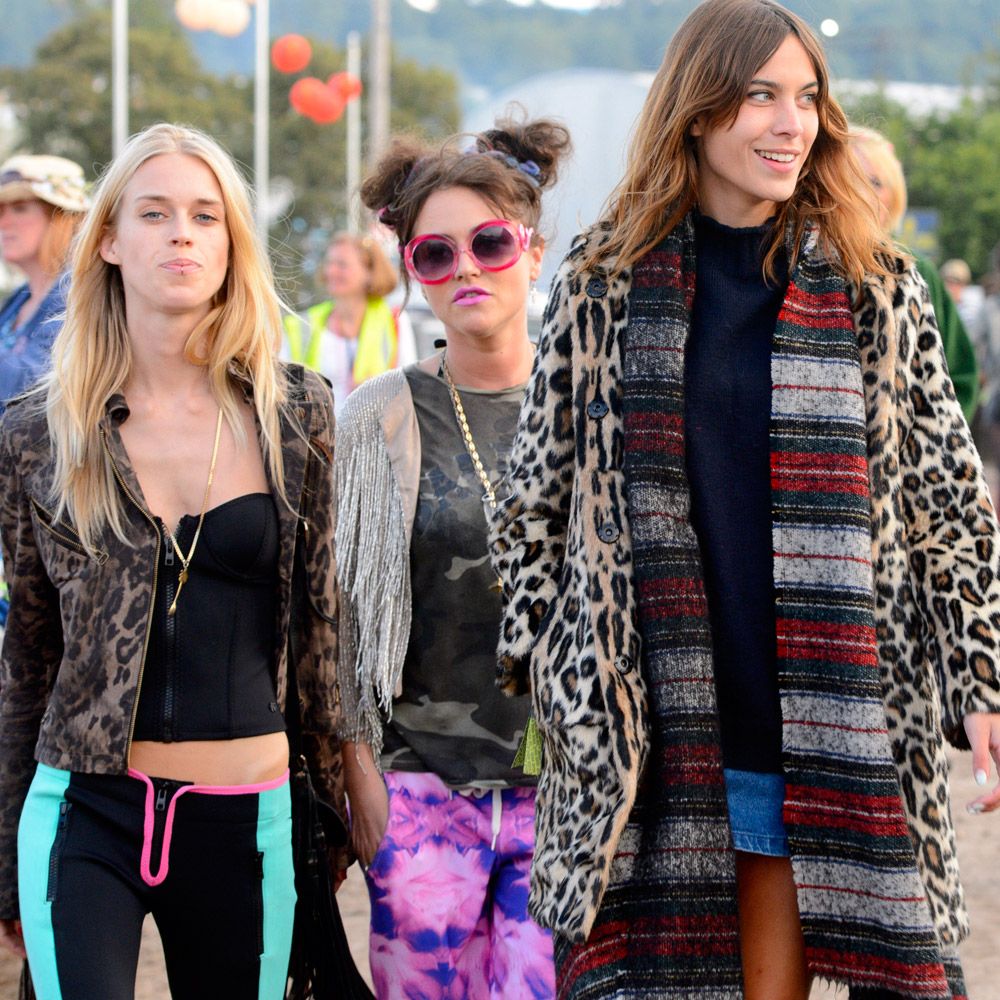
top-left (0, 123), bottom-right (342, 999)
top-left (0, 154), bottom-right (89, 411)
top-left (490, 1), bottom-right (1000, 998)
top-left (848, 124), bottom-right (979, 422)
top-left (284, 230), bottom-right (415, 415)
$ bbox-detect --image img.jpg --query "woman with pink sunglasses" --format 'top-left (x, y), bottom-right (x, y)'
top-left (335, 117), bottom-right (570, 999)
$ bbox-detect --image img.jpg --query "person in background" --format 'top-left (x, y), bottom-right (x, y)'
top-left (971, 241), bottom-right (1000, 501)
top-left (849, 127), bottom-right (979, 423)
top-left (337, 115), bottom-right (571, 999)
top-left (283, 231), bottom-right (415, 415)
top-left (490, 2), bottom-right (1000, 998)
top-left (0, 154), bottom-right (89, 412)
top-left (0, 123), bottom-right (343, 999)
top-left (941, 257), bottom-right (984, 331)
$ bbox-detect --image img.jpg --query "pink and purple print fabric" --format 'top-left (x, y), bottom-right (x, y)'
top-left (365, 771), bottom-right (554, 1000)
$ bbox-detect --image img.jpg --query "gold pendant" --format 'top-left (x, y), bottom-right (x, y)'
top-left (168, 568), bottom-right (189, 617)
top-left (490, 575), bottom-right (503, 594)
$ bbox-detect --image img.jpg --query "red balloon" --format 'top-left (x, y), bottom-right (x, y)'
top-left (327, 71), bottom-right (363, 102)
top-left (307, 87), bottom-right (345, 125)
top-left (289, 77), bottom-right (344, 124)
top-left (272, 34), bottom-right (311, 74)
top-left (288, 77), bottom-right (319, 114)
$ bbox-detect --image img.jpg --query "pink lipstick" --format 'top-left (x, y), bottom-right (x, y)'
top-left (453, 285), bottom-right (490, 306)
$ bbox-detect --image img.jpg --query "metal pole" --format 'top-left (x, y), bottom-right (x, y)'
top-left (346, 31), bottom-right (362, 233)
top-left (112, 0), bottom-right (128, 155)
top-left (254, 0), bottom-right (270, 243)
top-left (370, 0), bottom-right (390, 166)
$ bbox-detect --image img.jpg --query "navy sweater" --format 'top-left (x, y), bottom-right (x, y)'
top-left (685, 212), bottom-right (788, 773)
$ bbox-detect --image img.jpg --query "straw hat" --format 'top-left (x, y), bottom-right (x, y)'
top-left (0, 154), bottom-right (89, 213)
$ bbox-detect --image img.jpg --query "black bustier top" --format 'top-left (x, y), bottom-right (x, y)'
top-left (132, 493), bottom-right (285, 743)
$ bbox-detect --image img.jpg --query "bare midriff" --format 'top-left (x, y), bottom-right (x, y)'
top-left (129, 731), bottom-right (289, 785)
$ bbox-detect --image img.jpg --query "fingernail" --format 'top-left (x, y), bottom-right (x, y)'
top-left (967, 802), bottom-right (984, 815)
top-left (975, 769), bottom-right (988, 786)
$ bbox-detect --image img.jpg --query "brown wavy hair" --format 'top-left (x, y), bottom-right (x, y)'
top-left (585, 0), bottom-right (899, 287)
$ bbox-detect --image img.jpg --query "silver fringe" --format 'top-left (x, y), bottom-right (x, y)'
top-left (334, 370), bottom-right (412, 760)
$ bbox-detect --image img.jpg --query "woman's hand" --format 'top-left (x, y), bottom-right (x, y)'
top-left (962, 712), bottom-right (1000, 814)
top-left (0, 918), bottom-right (26, 959)
top-left (342, 741), bottom-right (389, 868)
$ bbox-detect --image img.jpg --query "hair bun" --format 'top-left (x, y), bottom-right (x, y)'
top-left (477, 113), bottom-right (572, 190)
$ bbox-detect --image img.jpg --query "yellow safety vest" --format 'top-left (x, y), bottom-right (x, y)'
top-left (283, 298), bottom-right (398, 384)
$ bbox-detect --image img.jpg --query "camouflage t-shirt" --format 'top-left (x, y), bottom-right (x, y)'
top-left (380, 365), bottom-right (535, 787)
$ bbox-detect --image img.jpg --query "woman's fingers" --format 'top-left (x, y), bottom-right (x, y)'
top-left (963, 713), bottom-right (1000, 814)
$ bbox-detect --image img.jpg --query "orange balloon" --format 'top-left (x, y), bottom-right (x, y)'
top-left (271, 34), bottom-right (311, 74)
top-left (327, 71), bottom-right (363, 102)
top-left (307, 86), bottom-right (345, 124)
top-left (289, 78), bottom-right (344, 124)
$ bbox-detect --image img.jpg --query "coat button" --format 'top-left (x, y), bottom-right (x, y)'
top-left (614, 655), bottom-right (633, 674)
top-left (598, 521), bottom-right (619, 543)
top-left (587, 399), bottom-right (609, 419)
top-left (586, 277), bottom-right (607, 298)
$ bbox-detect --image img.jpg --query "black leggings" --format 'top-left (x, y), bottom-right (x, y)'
top-left (18, 764), bottom-right (295, 1000)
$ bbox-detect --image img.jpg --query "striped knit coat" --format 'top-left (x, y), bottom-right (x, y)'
top-left (489, 219), bottom-right (1000, 999)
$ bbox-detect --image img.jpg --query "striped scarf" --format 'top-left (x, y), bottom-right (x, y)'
top-left (554, 218), bottom-right (965, 1000)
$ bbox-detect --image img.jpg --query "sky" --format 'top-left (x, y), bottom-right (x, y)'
top-left (404, 0), bottom-right (617, 10)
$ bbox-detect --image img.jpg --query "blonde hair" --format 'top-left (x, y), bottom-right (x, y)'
top-left (327, 231), bottom-right (398, 299)
top-left (38, 206), bottom-right (83, 278)
top-left (45, 123), bottom-right (288, 550)
top-left (585, 0), bottom-right (900, 287)
top-left (847, 125), bottom-right (907, 234)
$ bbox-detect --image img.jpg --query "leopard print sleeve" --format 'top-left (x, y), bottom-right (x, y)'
top-left (489, 252), bottom-right (580, 696)
top-left (896, 264), bottom-right (1000, 747)
top-left (0, 413), bottom-right (64, 919)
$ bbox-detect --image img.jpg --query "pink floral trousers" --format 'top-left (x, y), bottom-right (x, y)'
top-left (364, 771), bottom-right (555, 1000)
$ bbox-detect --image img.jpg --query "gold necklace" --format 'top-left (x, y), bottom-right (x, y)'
top-left (441, 355), bottom-right (502, 593)
top-left (165, 407), bottom-right (224, 616)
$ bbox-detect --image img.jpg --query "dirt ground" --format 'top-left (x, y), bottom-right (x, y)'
top-left (0, 750), bottom-right (996, 998)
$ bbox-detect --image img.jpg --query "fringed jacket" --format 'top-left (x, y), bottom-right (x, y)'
top-left (334, 368), bottom-right (420, 753)
top-left (489, 221), bottom-right (1000, 998)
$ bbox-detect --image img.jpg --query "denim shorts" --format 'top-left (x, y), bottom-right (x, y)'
top-left (723, 768), bottom-right (789, 857)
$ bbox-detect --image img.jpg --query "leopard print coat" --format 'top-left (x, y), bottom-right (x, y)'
top-left (490, 227), bottom-right (1000, 947)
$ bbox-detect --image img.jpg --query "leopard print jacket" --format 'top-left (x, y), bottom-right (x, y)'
top-left (0, 364), bottom-right (343, 919)
top-left (490, 227), bottom-right (1000, 945)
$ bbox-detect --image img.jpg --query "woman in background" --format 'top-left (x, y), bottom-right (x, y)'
top-left (337, 116), bottom-right (570, 999)
top-left (0, 154), bottom-right (88, 412)
top-left (283, 231), bottom-right (415, 415)
top-left (848, 125), bottom-right (979, 423)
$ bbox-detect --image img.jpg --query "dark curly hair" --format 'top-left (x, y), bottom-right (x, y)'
top-left (360, 112), bottom-right (571, 291)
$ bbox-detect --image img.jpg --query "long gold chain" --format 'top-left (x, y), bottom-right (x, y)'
top-left (441, 355), bottom-right (497, 510)
top-left (441, 355), bottom-right (503, 593)
top-left (165, 407), bottom-right (224, 616)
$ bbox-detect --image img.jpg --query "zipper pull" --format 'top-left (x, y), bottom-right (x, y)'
top-left (155, 785), bottom-right (168, 812)
top-left (58, 800), bottom-right (70, 826)
top-left (163, 524), bottom-right (175, 566)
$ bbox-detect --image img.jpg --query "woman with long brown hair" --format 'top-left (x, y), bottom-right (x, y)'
top-left (490, 2), bottom-right (1000, 998)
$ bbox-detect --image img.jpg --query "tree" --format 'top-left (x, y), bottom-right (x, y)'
top-left (0, 0), bottom-right (460, 298)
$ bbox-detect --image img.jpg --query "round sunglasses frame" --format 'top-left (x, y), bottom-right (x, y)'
top-left (403, 219), bottom-right (534, 285)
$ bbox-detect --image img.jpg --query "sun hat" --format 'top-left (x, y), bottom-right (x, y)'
top-left (0, 154), bottom-right (89, 213)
